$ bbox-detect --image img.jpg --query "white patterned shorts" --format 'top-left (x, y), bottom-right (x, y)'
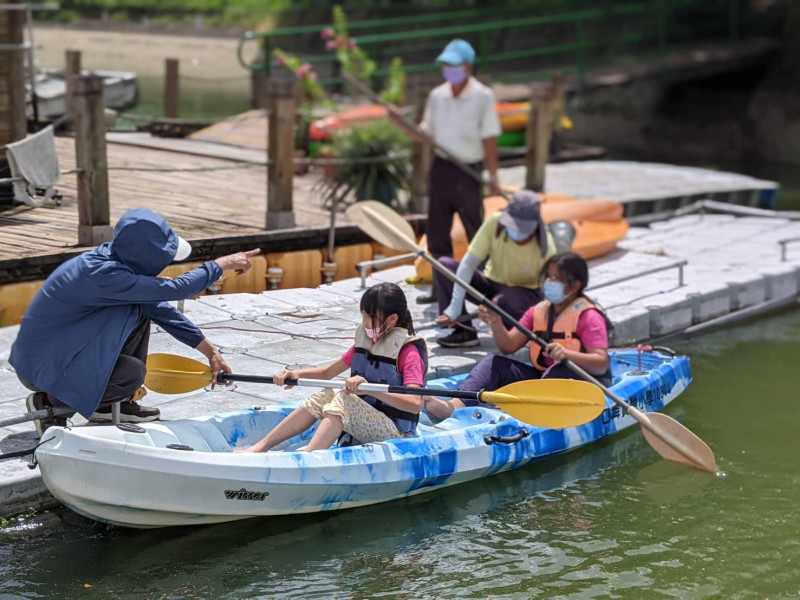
top-left (300, 388), bottom-right (402, 444)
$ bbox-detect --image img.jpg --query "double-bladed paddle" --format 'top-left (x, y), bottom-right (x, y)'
top-left (345, 200), bottom-right (717, 473)
top-left (144, 353), bottom-right (604, 429)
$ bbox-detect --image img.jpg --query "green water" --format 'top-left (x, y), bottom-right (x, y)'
top-left (122, 77), bottom-right (251, 126)
top-left (2, 309), bottom-right (800, 598)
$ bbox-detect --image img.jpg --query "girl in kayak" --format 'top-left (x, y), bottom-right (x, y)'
top-left (243, 282), bottom-right (427, 452)
top-left (424, 252), bottom-right (611, 420)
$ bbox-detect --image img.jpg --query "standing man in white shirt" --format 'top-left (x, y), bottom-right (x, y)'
top-left (415, 39), bottom-right (502, 304)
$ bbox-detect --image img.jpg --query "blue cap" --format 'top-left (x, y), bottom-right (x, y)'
top-left (436, 39), bottom-right (475, 65)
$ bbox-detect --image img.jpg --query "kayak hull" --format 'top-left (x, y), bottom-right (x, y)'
top-left (36, 350), bottom-right (691, 528)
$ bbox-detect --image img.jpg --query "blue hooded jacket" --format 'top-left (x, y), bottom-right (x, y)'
top-left (9, 208), bottom-right (223, 418)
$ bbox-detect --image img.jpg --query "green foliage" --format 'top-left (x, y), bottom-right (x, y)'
top-left (318, 121), bottom-right (411, 209)
top-left (272, 48), bottom-right (334, 111)
top-left (380, 57), bottom-right (405, 106)
top-left (0, 507), bottom-right (37, 529)
top-left (323, 5), bottom-right (406, 106)
top-left (323, 5), bottom-right (377, 85)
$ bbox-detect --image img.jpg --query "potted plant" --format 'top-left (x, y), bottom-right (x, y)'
top-left (318, 120), bottom-right (411, 209)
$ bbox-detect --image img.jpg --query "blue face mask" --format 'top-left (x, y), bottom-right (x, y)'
top-left (506, 227), bottom-right (529, 242)
top-left (543, 279), bottom-right (567, 304)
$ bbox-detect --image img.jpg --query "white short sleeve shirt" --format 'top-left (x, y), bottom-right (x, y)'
top-left (420, 77), bottom-right (502, 164)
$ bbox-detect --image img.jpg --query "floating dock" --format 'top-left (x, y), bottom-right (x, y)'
top-left (499, 161), bottom-right (780, 217)
top-left (1, 203), bottom-right (799, 516)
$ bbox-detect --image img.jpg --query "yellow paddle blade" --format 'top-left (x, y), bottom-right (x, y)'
top-left (640, 412), bottom-right (717, 473)
top-left (483, 379), bottom-right (605, 429)
top-left (145, 353), bottom-right (213, 394)
top-left (345, 201), bottom-right (420, 253)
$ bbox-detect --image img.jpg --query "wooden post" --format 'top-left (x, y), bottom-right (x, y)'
top-left (164, 58), bottom-right (179, 118)
top-left (73, 75), bottom-right (113, 246)
top-left (408, 84), bottom-right (431, 213)
top-left (0, 5), bottom-right (27, 147)
top-left (250, 68), bottom-right (266, 109)
top-left (266, 71), bottom-right (297, 229)
top-left (524, 86), bottom-right (553, 193)
top-left (65, 49), bottom-right (81, 126)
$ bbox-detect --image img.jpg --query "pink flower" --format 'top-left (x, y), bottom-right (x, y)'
top-left (296, 66), bottom-right (308, 78)
top-left (276, 55), bottom-right (285, 66)
top-left (301, 62), bottom-right (311, 71)
top-left (336, 37), bottom-right (347, 48)
top-left (309, 71), bottom-right (318, 82)
top-left (348, 37), bottom-right (357, 49)
top-left (321, 27), bottom-right (333, 40)
top-left (325, 39), bottom-right (336, 51)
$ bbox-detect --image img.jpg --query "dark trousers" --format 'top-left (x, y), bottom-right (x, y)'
top-left (21, 317), bottom-right (151, 414)
top-left (434, 256), bottom-right (543, 329)
top-left (459, 355), bottom-right (584, 395)
top-left (427, 157), bottom-right (483, 258)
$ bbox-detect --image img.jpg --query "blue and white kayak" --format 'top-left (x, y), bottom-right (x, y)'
top-left (35, 348), bottom-right (691, 529)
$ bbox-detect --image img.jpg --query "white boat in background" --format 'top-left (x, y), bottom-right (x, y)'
top-left (27, 69), bottom-right (139, 119)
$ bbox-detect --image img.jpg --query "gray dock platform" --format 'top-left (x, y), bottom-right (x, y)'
top-left (499, 161), bottom-right (780, 216)
top-left (2, 208), bottom-right (799, 517)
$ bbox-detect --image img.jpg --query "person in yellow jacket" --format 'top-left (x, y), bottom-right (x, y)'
top-left (425, 252), bottom-right (611, 419)
top-left (433, 190), bottom-right (556, 348)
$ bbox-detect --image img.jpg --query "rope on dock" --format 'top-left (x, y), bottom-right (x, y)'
top-left (0, 150), bottom-right (414, 185)
top-left (0, 163), bottom-right (263, 185)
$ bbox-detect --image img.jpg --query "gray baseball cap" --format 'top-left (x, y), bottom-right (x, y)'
top-left (498, 190), bottom-right (542, 237)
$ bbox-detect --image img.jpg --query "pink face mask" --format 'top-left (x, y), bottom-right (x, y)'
top-left (364, 324), bottom-right (384, 343)
top-left (443, 65), bottom-right (467, 85)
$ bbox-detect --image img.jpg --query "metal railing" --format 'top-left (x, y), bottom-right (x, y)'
top-left (354, 254), bottom-right (687, 291)
top-left (356, 252), bottom-right (417, 288)
top-left (587, 259), bottom-right (687, 291)
top-left (238, 0), bottom-right (747, 91)
top-left (779, 237), bottom-right (800, 263)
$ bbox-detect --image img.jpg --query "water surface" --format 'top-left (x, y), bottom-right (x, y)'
top-left (2, 309), bottom-right (799, 598)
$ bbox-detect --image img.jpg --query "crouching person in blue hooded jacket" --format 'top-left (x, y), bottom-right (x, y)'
top-left (10, 207), bottom-right (260, 437)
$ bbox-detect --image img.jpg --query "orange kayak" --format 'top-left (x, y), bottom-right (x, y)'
top-left (496, 102), bottom-right (530, 133)
top-left (309, 102), bottom-right (535, 142)
top-left (309, 105), bottom-right (389, 142)
top-left (414, 194), bottom-right (629, 281)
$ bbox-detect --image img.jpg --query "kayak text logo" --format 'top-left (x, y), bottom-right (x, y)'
top-left (224, 488), bottom-right (270, 501)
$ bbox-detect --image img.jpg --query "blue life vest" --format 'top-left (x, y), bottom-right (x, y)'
top-left (350, 325), bottom-right (428, 436)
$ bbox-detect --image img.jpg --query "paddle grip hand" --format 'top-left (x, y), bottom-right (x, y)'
top-left (345, 375), bottom-right (368, 393)
top-left (544, 343), bottom-right (568, 363)
top-left (272, 368), bottom-right (299, 389)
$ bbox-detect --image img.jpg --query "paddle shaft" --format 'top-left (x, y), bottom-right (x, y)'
top-left (0, 405), bottom-right (75, 428)
top-left (420, 252), bottom-right (715, 469)
top-left (341, 74), bottom-right (508, 200)
top-left (218, 372), bottom-right (484, 402)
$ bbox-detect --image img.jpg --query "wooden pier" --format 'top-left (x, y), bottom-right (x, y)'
top-left (0, 135), bottom-right (364, 282)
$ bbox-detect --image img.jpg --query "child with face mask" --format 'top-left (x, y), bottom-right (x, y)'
top-left (242, 283), bottom-right (427, 452)
top-left (424, 252), bottom-right (611, 420)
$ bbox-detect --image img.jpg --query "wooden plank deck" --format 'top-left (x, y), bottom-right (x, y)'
top-left (0, 135), bottom-right (335, 264)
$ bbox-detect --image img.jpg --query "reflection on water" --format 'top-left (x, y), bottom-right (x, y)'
top-left (2, 316), bottom-right (799, 598)
top-left (122, 77), bottom-right (251, 125)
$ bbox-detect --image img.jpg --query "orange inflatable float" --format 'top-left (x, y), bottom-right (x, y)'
top-left (414, 194), bottom-right (629, 281)
top-left (496, 102), bottom-right (530, 132)
top-left (309, 105), bottom-right (389, 142)
top-left (310, 102), bottom-right (537, 142)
